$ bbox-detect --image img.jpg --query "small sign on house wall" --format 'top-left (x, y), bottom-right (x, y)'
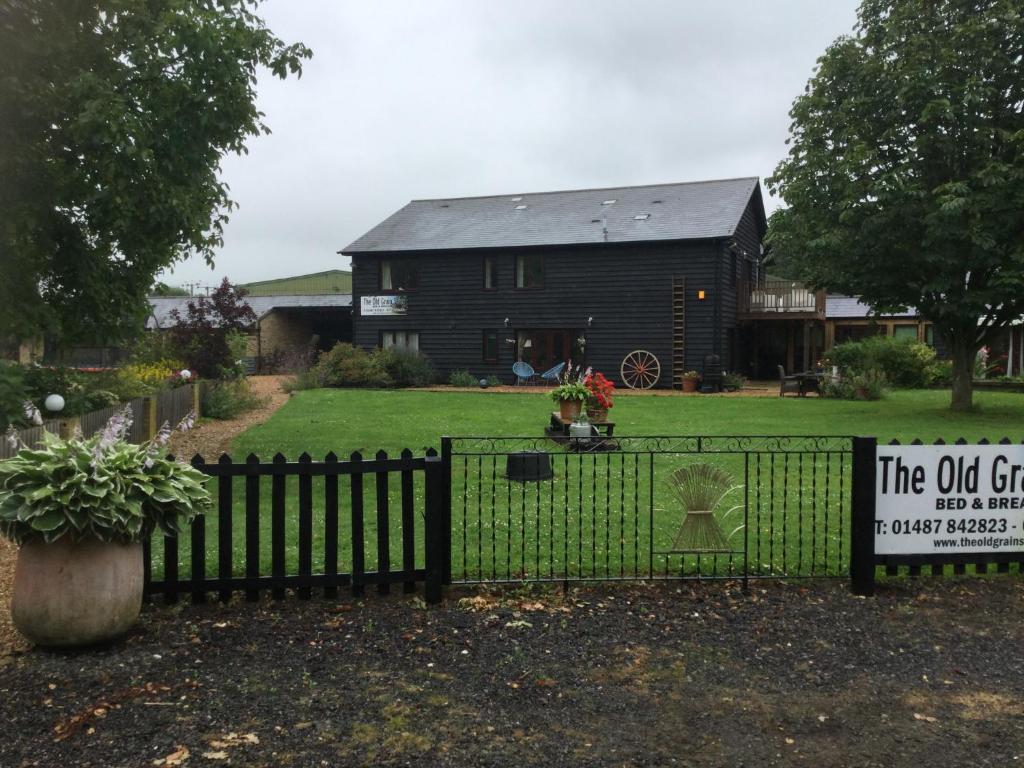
top-left (360, 295), bottom-right (408, 316)
top-left (874, 444), bottom-right (1024, 555)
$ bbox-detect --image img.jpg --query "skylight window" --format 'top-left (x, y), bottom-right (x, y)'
top-left (601, 199), bottom-right (616, 205)
top-left (634, 213), bottom-right (650, 220)
top-left (510, 196), bottom-right (523, 202)
top-left (514, 204), bottom-right (527, 210)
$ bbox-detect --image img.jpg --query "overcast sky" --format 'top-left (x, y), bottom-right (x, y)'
top-left (160, 0), bottom-right (862, 288)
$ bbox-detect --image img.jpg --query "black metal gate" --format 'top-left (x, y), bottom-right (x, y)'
top-left (443, 436), bottom-right (853, 585)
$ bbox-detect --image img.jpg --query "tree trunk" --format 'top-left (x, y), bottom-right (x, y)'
top-left (949, 338), bottom-right (975, 412)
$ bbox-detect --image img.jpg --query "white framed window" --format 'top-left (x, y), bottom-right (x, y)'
top-left (381, 331), bottom-right (419, 353)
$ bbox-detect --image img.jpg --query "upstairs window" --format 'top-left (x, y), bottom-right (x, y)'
top-left (483, 257), bottom-right (496, 290)
top-left (380, 259), bottom-right (419, 291)
top-left (515, 255), bottom-right (543, 289)
top-left (381, 331), bottom-right (419, 353)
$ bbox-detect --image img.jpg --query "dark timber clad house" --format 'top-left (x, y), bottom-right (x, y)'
top-left (342, 178), bottom-right (770, 387)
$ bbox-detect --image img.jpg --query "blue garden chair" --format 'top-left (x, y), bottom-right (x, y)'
top-left (540, 362), bottom-right (565, 385)
top-left (512, 361), bottom-right (536, 386)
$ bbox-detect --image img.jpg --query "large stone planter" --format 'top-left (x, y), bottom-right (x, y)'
top-left (11, 537), bottom-right (144, 647)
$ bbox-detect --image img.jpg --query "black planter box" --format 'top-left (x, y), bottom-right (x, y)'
top-left (505, 451), bottom-right (554, 482)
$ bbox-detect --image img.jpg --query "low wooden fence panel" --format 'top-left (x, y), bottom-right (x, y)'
top-left (144, 449), bottom-right (446, 603)
top-left (155, 385), bottom-right (195, 430)
top-left (0, 419), bottom-right (61, 460)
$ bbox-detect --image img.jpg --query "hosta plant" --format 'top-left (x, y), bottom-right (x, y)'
top-left (0, 405), bottom-right (210, 544)
top-left (550, 361), bottom-right (591, 403)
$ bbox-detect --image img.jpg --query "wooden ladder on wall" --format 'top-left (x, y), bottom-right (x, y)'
top-left (672, 276), bottom-right (685, 389)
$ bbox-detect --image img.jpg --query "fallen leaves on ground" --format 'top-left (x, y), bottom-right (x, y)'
top-left (153, 746), bottom-right (189, 766)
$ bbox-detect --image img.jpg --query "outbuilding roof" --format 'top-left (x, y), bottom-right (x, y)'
top-left (146, 294), bottom-right (352, 330)
top-left (342, 177), bottom-right (764, 253)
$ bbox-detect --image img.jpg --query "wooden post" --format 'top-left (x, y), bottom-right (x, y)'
top-left (850, 436), bottom-right (877, 596)
top-left (424, 454), bottom-right (445, 604)
top-left (143, 396), bottom-right (157, 442)
top-left (192, 382), bottom-right (201, 417)
top-left (58, 416), bottom-right (80, 439)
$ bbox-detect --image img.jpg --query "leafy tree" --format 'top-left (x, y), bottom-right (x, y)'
top-left (767, 0), bottom-right (1024, 411)
top-left (167, 278), bottom-right (256, 378)
top-left (0, 1), bottom-right (310, 347)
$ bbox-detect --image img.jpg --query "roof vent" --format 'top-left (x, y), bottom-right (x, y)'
top-left (651, 199), bottom-right (663, 204)
top-left (601, 199), bottom-right (616, 205)
top-left (510, 196), bottom-right (523, 202)
top-left (634, 213), bottom-right (650, 221)
top-left (514, 204), bottom-right (527, 210)
top-left (439, 203), bottom-right (450, 208)
top-left (591, 218), bottom-right (601, 223)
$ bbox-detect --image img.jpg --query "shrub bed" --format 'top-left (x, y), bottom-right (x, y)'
top-left (297, 343), bottom-right (437, 389)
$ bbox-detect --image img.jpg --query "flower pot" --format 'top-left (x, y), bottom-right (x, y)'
top-left (587, 407), bottom-right (608, 422)
top-left (558, 399), bottom-right (582, 421)
top-left (11, 537), bottom-right (144, 647)
top-left (682, 378), bottom-right (699, 393)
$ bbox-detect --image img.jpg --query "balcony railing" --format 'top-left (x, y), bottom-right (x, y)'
top-left (739, 280), bottom-right (824, 316)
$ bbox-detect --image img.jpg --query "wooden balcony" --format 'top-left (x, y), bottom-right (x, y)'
top-left (738, 280), bottom-right (825, 320)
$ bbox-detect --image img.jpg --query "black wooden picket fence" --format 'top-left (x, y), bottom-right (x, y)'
top-left (144, 449), bottom-right (448, 605)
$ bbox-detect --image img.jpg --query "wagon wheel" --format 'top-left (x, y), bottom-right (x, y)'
top-left (620, 350), bottom-right (661, 389)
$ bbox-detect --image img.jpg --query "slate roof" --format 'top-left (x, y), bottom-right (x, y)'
top-left (825, 295), bottom-right (918, 319)
top-left (342, 177), bottom-right (763, 253)
top-left (146, 294), bottom-right (352, 329)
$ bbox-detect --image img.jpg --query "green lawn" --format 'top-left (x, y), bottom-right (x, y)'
top-left (151, 388), bottom-right (1024, 588)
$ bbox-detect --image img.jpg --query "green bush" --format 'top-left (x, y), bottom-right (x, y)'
top-left (821, 369), bottom-right (887, 400)
top-left (377, 348), bottom-right (437, 387)
top-left (311, 343), bottom-right (391, 388)
top-left (282, 370), bottom-right (321, 393)
top-left (201, 379), bottom-right (263, 420)
top-left (129, 331), bottom-right (180, 365)
top-left (306, 343), bottom-right (437, 389)
top-left (722, 371), bottom-right (747, 391)
top-left (23, 366), bottom-right (121, 416)
top-left (830, 336), bottom-right (939, 388)
top-left (448, 370), bottom-right (477, 387)
top-left (0, 362), bottom-right (28, 430)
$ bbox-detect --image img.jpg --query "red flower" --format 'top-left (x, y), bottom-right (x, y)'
top-left (583, 372), bottom-right (615, 409)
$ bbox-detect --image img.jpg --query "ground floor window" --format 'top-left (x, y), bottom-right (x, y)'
top-left (482, 331), bottom-right (499, 362)
top-left (892, 324), bottom-right (918, 341)
top-left (381, 330), bottom-right (419, 353)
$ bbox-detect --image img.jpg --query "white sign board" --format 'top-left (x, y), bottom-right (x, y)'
top-left (360, 295), bottom-right (407, 316)
top-left (875, 444), bottom-right (1024, 555)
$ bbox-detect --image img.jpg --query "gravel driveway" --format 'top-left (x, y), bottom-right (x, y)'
top-left (1, 578), bottom-right (1022, 767)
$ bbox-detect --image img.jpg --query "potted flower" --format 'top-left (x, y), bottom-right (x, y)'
top-left (681, 370), bottom-right (701, 393)
top-left (550, 363), bottom-right (589, 421)
top-left (583, 371), bottom-right (615, 422)
top-left (0, 404), bottom-right (209, 647)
